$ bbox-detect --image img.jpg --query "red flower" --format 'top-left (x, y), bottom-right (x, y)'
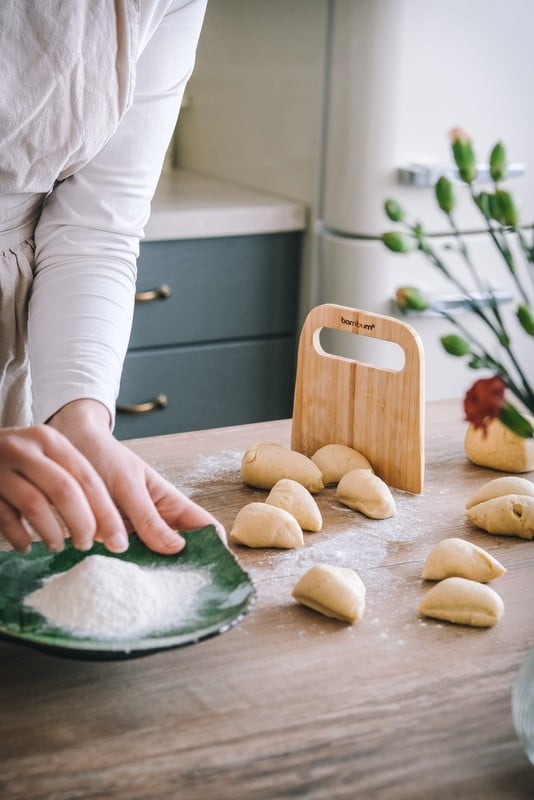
top-left (464, 376), bottom-right (506, 434)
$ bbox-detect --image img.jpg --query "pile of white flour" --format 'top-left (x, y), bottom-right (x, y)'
top-left (24, 555), bottom-right (209, 640)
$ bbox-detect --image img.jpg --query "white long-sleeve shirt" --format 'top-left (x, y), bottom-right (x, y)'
top-left (0, 0), bottom-right (207, 425)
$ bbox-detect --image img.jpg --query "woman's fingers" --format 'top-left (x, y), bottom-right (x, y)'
top-left (37, 427), bottom-right (129, 550)
top-left (117, 480), bottom-right (186, 555)
top-left (0, 426), bottom-right (127, 552)
top-left (2, 461), bottom-right (98, 552)
top-left (145, 467), bottom-right (228, 545)
top-left (0, 496), bottom-right (32, 553)
top-left (172, 498), bottom-right (227, 544)
top-left (74, 441), bottom-right (205, 555)
top-left (159, 492), bottom-right (227, 543)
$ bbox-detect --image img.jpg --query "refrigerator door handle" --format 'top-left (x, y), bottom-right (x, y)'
top-left (393, 289), bottom-right (514, 317)
top-left (397, 163), bottom-right (526, 187)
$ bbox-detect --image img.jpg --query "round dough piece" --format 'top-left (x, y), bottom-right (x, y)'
top-left (465, 476), bottom-right (534, 509)
top-left (229, 502), bottom-right (304, 549)
top-left (311, 443), bottom-right (373, 486)
top-left (418, 576), bottom-right (504, 627)
top-left (266, 479), bottom-right (322, 532)
top-left (241, 442), bottom-right (324, 493)
top-left (292, 563), bottom-right (366, 623)
top-left (465, 494), bottom-right (534, 539)
top-left (336, 469), bottom-right (396, 519)
top-left (464, 417), bottom-right (534, 473)
top-left (421, 537), bottom-right (506, 582)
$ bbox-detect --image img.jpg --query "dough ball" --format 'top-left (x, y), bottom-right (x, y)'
top-left (229, 502), bottom-right (304, 549)
top-left (311, 443), bottom-right (373, 486)
top-left (418, 577), bottom-right (504, 627)
top-left (336, 469), bottom-right (396, 519)
top-left (266, 479), bottom-right (322, 532)
top-left (421, 537), bottom-right (506, 582)
top-left (465, 476), bottom-right (534, 509)
top-left (292, 563), bottom-right (366, 623)
top-left (465, 417), bottom-right (534, 473)
top-left (241, 442), bottom-right (324, 493)
top-left (466, 495), bottom-right (534, 539)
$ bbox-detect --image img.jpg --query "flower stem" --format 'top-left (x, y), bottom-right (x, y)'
top-left (439, 310), bottom-right (534, 413)
top-left (445, 212), bottom-right (488, 297)
top-left (416, 232), bottom-right (534, 402)
top-left (444, 210), bottom-right (510, 337)
top-left (469, 186), bottom-right (531, 304)
top-left (516, 228), bottom-right (534, 292)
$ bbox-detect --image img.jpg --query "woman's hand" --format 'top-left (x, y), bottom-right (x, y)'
top-left (0, 425), bottom-right (128, 553)
top-left (48, 399), bottom-right (225, 555)
top-left (0, 400), bottom-right (225, 555)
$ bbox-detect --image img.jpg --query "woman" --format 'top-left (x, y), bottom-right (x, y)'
top-left (0, 0), bottom-right (223, 555)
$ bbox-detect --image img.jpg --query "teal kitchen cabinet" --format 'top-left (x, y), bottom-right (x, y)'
top-left (114, 231), bottom-right (301, 439)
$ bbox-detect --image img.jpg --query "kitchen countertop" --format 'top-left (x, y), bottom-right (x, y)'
top-left (2, 399), bottom-right (534, 799)
top-left (144, 169), bottom-right (307, 241)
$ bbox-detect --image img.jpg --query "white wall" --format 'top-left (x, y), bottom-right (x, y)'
top-left (173, 0), bottom-right (329, 317)
top-left (175, 0), bottom-right (327, 202)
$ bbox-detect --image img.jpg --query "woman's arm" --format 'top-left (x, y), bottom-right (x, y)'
top-left (31, 0), bottom-right (209, 426)
top-left (21, 0), bottom-right (224, 555)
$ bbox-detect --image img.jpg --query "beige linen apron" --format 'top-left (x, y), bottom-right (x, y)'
top-left (0, 1), bottom-right (138, 426)
top-left (0, 196), bottom-right (43, 427)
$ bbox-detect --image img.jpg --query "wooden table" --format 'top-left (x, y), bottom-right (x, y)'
top-left (2, 400), bottom-right (534, 799)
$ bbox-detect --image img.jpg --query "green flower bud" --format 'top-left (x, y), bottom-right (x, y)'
top-left (395, 286), bottom-right (430, 312)
top-left (384, 198), bottom-right (404, 222)
top-left (435, 176), bottom-right (455, 213)
top-left (382, 231), bottom-right (416, 253)
top-left (488, 192), bottom-right (502, 222)
top-left (499, 403), bottom-right (534, 438)
top-left (468, 355), bottom-right (493, 369)
top-left (441, 334), bottom-right (471, 356)
top-left (517, 304), bottom-right (534, 335)
top-left (489, 141), bottom-right (506, 182)
top-left (449, 127), bottom-right (477, 184)
top-left (495, 189), bottom-right (518, 227)
top-left (475, 191), bottom-right (492, 218)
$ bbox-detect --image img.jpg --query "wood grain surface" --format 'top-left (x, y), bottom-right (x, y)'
top-left (291, 304), bottom-right (424, 493)
top-left (1, 400), bottom-right (534, 799)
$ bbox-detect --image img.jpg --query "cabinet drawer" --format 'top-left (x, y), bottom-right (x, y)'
top-left (114, 337), bottom-right (296, 440)
top-left (130, 233), bottom-right (301, 349)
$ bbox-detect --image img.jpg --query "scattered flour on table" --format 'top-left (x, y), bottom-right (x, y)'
top-left (24, 555), bottom-right (209, 640)
top-left (243, 488), bottom-right (430, 643)
top-left (150, 450), bottom-right (242, 497)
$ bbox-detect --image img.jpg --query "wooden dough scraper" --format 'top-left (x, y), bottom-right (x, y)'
top-left (291, 304), bottom-right (425, 493)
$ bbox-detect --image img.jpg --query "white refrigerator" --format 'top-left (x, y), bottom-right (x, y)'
top-left (316, 0), bottom-right (534, 401)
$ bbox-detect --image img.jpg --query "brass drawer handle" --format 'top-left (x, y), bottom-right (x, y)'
top-left (116, 393), bottom-right (169, 415)
top-left (135, 284), bottom-right (171, 302)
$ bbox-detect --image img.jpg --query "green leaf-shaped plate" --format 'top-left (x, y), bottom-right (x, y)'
top-left (0, 526), bottom-right (255, 660)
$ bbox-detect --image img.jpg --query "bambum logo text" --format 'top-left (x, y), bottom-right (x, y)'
top-left (340, 316), bottom-right (375, 331)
